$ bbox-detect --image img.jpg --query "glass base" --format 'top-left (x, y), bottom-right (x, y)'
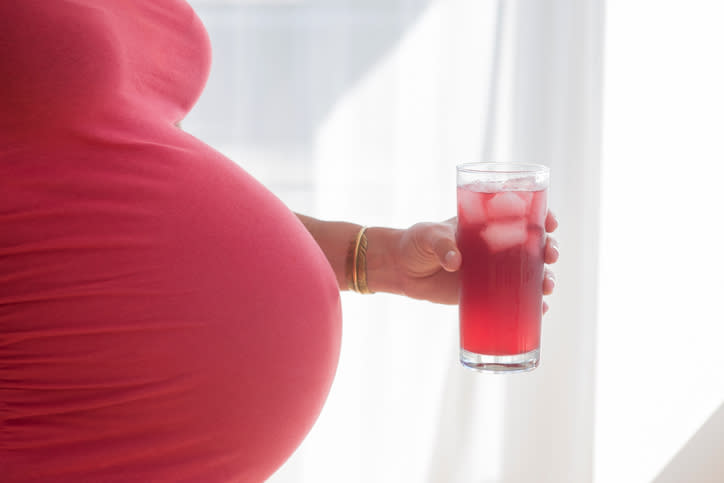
top-left (460, 348), bottom-right (540, 374)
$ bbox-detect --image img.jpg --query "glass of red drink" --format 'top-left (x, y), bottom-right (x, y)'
top-left (456, 163), bottom-right (549, 373)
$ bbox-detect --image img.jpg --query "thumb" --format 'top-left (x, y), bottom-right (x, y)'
top-left (439, 244), bottom-right (461, 272)
top-left (422, 225), bottom-right (461, 272)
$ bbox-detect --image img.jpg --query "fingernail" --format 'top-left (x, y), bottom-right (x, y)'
top-left (444, 250), bottom-right (457, 268)
top-left (551, 240), bottom-right (560, 257)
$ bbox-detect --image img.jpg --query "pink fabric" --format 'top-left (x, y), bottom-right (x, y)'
top-left (0, 1), bottom-right (342, 481)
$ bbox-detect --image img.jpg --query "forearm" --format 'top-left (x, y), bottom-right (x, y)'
top-left (295, 213), bottom-right (403, 294)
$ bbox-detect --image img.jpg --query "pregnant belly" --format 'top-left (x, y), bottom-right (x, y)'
top-left (0, 133), bottom-right (342, 482)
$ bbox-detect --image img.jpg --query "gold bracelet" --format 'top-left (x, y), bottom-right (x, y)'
top-left (347, 226), bottom-right (374, 294)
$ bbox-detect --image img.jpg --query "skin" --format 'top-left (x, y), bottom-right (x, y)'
top-left (296, 211), bottom-right (559, 309)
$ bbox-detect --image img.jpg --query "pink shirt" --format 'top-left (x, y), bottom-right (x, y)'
top-left (0, 1), bottom-right (342, 481)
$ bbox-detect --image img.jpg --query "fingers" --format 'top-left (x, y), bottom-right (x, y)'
top-left (431, 230), bottom-right (461, 272)
top-left (543, 210), bottom-right (558, 308)
top-left (417, 222), bottom-right (461, 273)
top-left (440, 218), bottom-right (461, 271)
top-left (542, 268), bottom-right (554, 315)
top-left (545, 210), bottom-right (558, 233)
top-left (542, 218), bottom-right (557, 312)
top-left (542, 267), bottom-right (555, 295)
top-left (543, 211), bottom-right (558, 312)
top-left (441, 249), bottom-right (462, 272)
top-left (442, 216), bottom-right (457, 226)
top-left (543, 211), bottom-right (557, 312)
top-left (544, 236), bottom-right (559, 264)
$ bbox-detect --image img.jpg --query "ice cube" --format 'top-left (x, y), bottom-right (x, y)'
top-left (528, 191), bottom-right (547, 226)
top-left (464, 180), bottom-right (504, 193)
top-left (514, 191), bottom-right (534, 205)
top-left (486, 191), bottom-right (528, 219)
top-left (525, 226), bottom-right (545, 258)
top-left (458, 188), bottom-right (486, 224)
top-left (480, 220), bottom-right (528, 252)
top-left (503, 175), bottom-right (539, 191)
top-left (479, 180), bottom-right (505, 193)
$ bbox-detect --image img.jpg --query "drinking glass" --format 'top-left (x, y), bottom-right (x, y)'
top-left (456, 163), bottom-right (549, 373)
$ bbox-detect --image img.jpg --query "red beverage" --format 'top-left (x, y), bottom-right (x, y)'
top-left (456, 163), bottom-right (549, 372)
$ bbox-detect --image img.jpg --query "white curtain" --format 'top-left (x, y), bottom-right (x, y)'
top-left (184, 1), bottom-right (602, 482)
top-left (597, 1), bottom-right (724, 483)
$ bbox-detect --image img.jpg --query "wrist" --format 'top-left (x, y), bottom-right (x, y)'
top-left (364, 226), bottom-right (404, 295)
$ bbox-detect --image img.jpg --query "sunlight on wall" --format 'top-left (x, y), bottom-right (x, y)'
top-left (596, 2), bottom-right (724, 482)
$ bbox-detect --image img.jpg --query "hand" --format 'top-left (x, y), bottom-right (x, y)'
top-left (392, 211), bottom-right (559, 306)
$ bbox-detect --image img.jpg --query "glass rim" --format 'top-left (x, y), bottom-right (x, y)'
top-left (456, 162), bottom-right (549, 174)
